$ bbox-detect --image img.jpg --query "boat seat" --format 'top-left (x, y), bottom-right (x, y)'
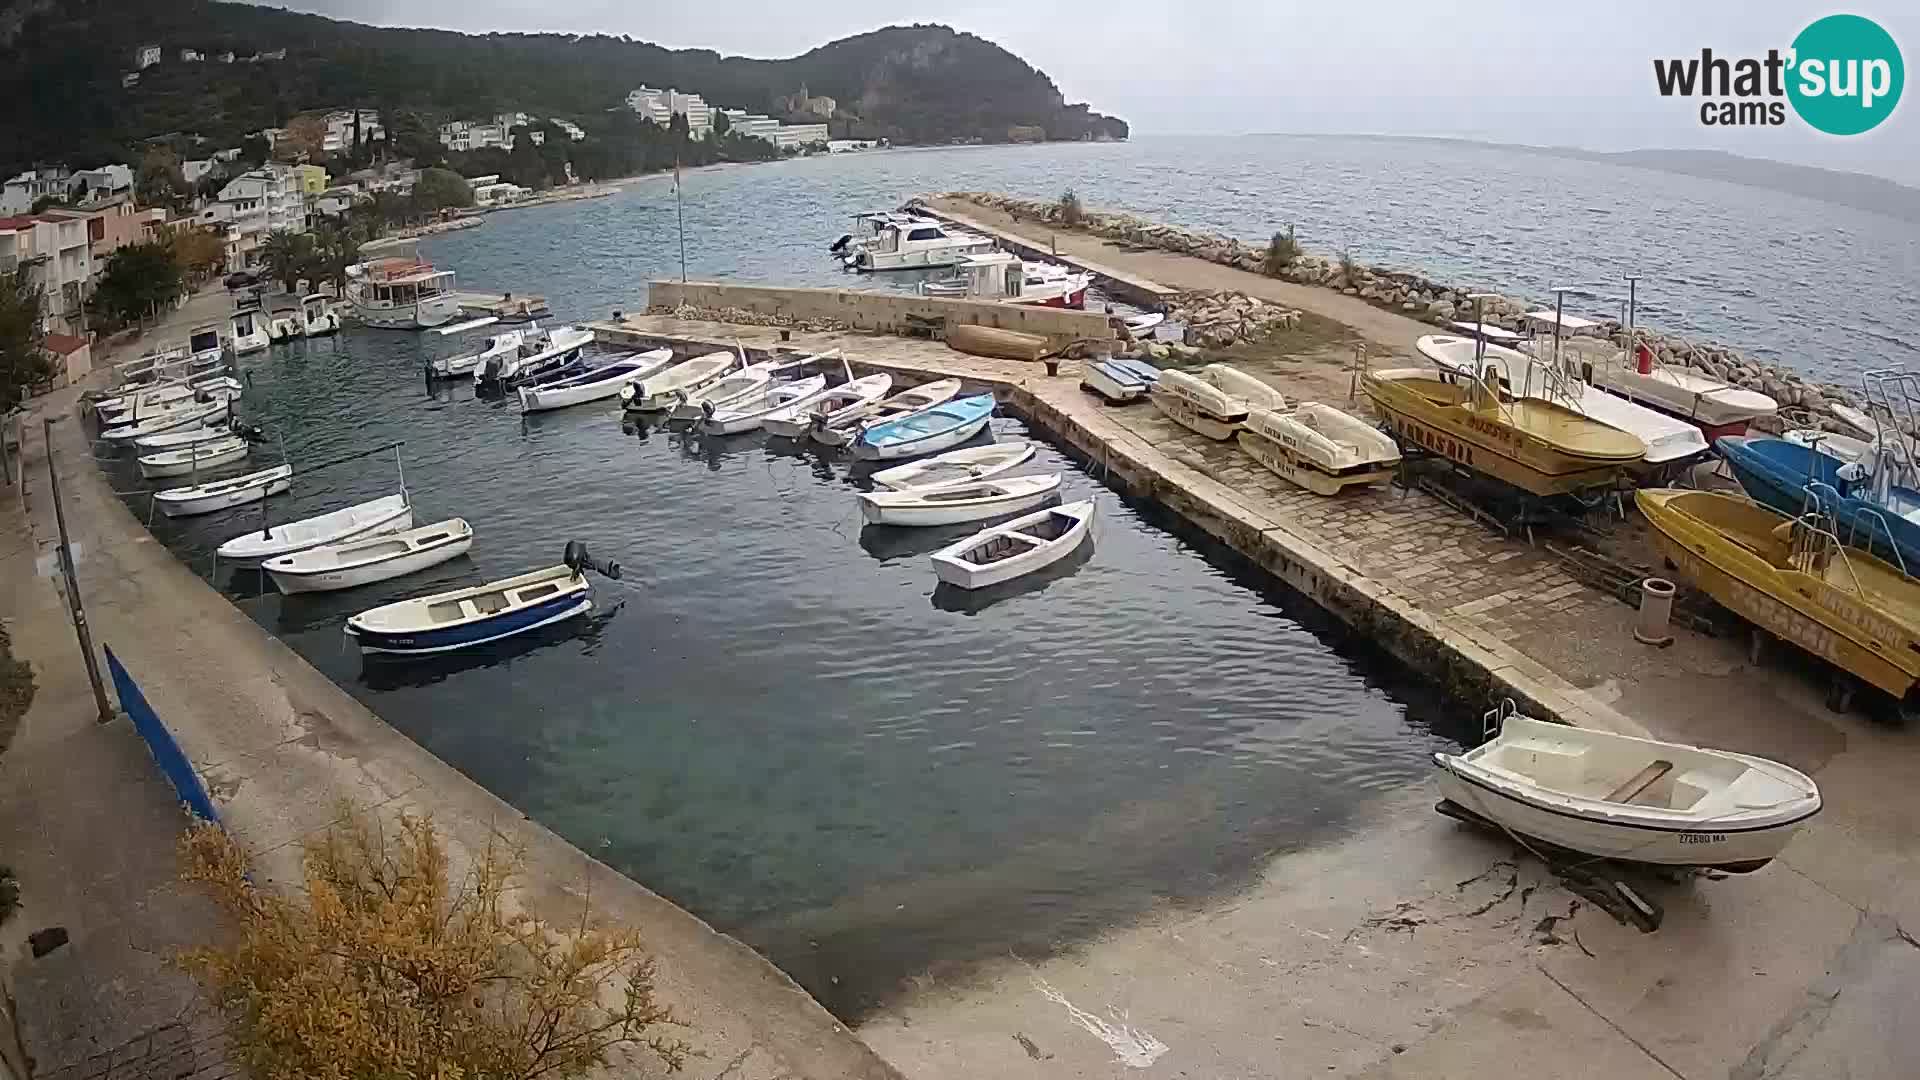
top-left (1489, 741), bottom-right (1589, 789)
top-left (472, 594), bottom-right (510, 615)
top-left (1603, 760), bottom-right (1674, 804)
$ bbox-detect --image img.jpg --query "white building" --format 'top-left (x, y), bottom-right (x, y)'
top-left (625, 87), bottom-right (671, 125)
top-left (182, 159), bottom-right (219, 186)
top-left (438, 120), bottom-right (514, 153)
top-left (320, 109), bottom-right (385, 156)
top-left (69, 165), bottom-right (133, 204)
top-left (1, 167), bottom-right (74, 214)
top-left (628, 87), bottom-right (712, 136)
top-left (0, 213), bottom-right (93, 335)
top-left (721, 110), bottom-right (780, 142)
top-left (135, 44), bottom-right (161, 69)
top-left (472, 181), bottom-right (530, 206)
top-left (201, 166), bottom-right (306, 273)
top-left (772, 124), bottom-right (829, 151)
top-left (553, 119), bottom-right (586, 142)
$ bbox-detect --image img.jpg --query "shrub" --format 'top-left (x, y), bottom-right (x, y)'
top-left (1264, 230), bottom-right (1300, 275)
top-left (1339, 248), bottom-right (1359, 280)
top-left (177, 805), bottom-right (690, 1079)
top-left (1058, 188), bottom-right (1084, 227)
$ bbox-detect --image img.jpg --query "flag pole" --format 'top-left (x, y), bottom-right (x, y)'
top-left (674, 154), bottom-right (688, 283)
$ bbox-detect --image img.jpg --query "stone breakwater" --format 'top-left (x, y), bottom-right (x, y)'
top-left (652, 301), bottom-right (852, 333)
top-left (930, 192), bottom-right (1887, 439)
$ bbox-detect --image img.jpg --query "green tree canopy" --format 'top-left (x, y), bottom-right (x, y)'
top-left (410, 167), bottom-right (473, 213)
top-left (93, 241), bottom-right (185, 326)
top-left (0, 271), bottom-right (53, 410)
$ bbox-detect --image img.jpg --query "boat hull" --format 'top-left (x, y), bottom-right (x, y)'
top-left (1149, 390), bottom-right (1242, 440)
top-left (1717, 436), bottom-right (1920, 573)
top-left (349, 592), bottom-right (590, 655)
top-left (858, 479), bottom-right (1061, 527)
top-left (930, 502), bottom-right (1095, 589)
top-left (138, 442), bottom-right (250, 479)
top-left (1236, 429), bottom-right (1394, 496)
top-left (158, 477), bottom-right (291, 518)
top-left (853, 414), bottom-right (992, 461)
top-left (351, 293), bottom-right (462, 330)
top-left (268, 529), bottom-right (473, 594)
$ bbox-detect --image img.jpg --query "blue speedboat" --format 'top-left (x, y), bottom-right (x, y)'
top-left (852, 393), bottom-right (996, 461)
top-left (345, 543), bottom-right (620, 657)
top-left (1716, 435), bottom-right (1920, 572)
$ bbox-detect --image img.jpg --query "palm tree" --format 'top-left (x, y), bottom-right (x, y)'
top-left (260, 231), bottom-right (309, 293)
top-left (304, 224), bottom-right (355, 295)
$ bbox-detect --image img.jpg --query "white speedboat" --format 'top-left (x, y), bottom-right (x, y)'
top-left (265, 518), bottom-right (473, 594)
top-left (268, 309), bottom-right (303, 343)
top-left (154, 464), bottom-right (293, 518)
top-left (433, 328), bottom-right (527, 378)
top-left (1434, 708), bottom-right (1820, 873)
top-left (476, 326), bottom-right (594, 387)
top-left (519, 349), bottom-right (674, 413)
top-left (1237, 403), bottom-right (1401, 495)
top-left (102, 397), bottom-right (233, 442)
top-left (1553, 340), bottom-right (1775, 439)
top-left (229, 307), bottom-right (270, 355)
top-left (622, 350), bottom-right (737, 413)
top-left (667, 361), bottom-right (777, 421)
top-left (137, 436), bottom-right (251, 480)
top-left (860, 473), bottom-right (1063, 527)
top-left (811, 378), bottom-right (961, 448)
top-left (698, 375), bottom-right (830, 436)
top-left (298, 293), bottom-right (342, 337)
top-left (870, 441), bottom-right (1037, 491)
top-left (851, 220), bottom-right (996, 272)
top-left (216, 492), bottom-right (411, 564)
top-left (344, 544), bottom-right (619, 656)
top-left (763, 374), bottom-right (893, 439)
top-left (930, 499), bottom-right (1096, 590)
top-left (1150, 365), bottom-right (1288, 440)
top-left (921, 251), bottom-right (1091, 308)
top-left (1083, 357), bottom-right (1160, 404)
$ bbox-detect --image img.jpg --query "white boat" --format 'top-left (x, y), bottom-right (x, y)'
top-left (811, 378), bottom-right (962, 447)
top-left (298, 293), bottom-right (342, 337)
top-left (229, 307), bottom-right (270, 354)
top-left (1236, 403), bottom-right (1401, 495)
top-left (216, 492), bottom-right (413, 564)
top-left (101, 397), bottom-right (232, 442)
top-left (137, 436), bottom-right (251, 480)
top-left (99, 383), bottom-right (236, 428)
top-left (154, 464), bottom-right (293, 518)
top-left (851, 393), bottom-right (997, 461)
top-left (852, 220), bottom-right (997, 272)
top-left (1525, 320), bottom-right (1776, 438)
top-left (518, 348), bottom-right (675, 412)
top-left (698, 375), bottom-right (830, 436)
top-left (920, 251), bottom-right (1091, 308)
top-left (1150, 365), bottom-right (1288, 440)
top-left (264, 518), bottom-right (474, 595)
top-left (345, 259), bottom-right (461, 329)
top-left (433, 328), bottom-right (527, 378)
top-left (97, 382), bottom-right (197, 418)
top-left (619, 349), bottom-right (737, 413)
top-left (1434, 708), bottom-right (1820, 873)
top-left (870, 441), bottom-right (1037, 491)
top-left (1082, 357), bottom-right (1160, 404)
top-left (1124, 311), bottom-right (1167, 337)
top-left (344, 553), bottom-right (614, 656)
top-left (930, 499), bottom-right (1096, 589)
top-left (476, 326), bottom-right (594, 386)
top-left (136, 422), bottom-right (237, 451)
top-left (860, 473), bottom-right (1063, 527)
top-left (764, 373), bottom-right (893, 439)
top-left (667, 361), bottom-right (777, 421)
top-left (1417, 335), bottom-right (1707, 466)
top-left (268, 309), bottom-right (302, 343)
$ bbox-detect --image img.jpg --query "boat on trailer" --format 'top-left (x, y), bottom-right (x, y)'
top-left (1150, 365), bottom-right (1288, 440)
top-left (216, 492), bottom-right (413, 565)
top-left (154, 464), bottom-right (293, 518)
top-left (852, 394), bottom-right (997, 461)
top-left (344, 543), bottom-right (620, 657)
top-left (859, 473), bottom-right (1063, 527)
top-left (870, 441), bottom-right (1037, 491)
top-left (265, 518), bottom-right (474, 594)
top-left (1237, 403), bottom-right (1401, 495)
top-left (930, 499), bottom-right (1096, 589)
top-left (810, 378), bottom-right (961, 448)
top-left (764, 373), bottom-right (892, 439)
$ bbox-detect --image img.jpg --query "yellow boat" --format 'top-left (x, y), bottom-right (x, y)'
top-left (1362, 367), bottom-right (1647, 497)
top-left (1638, 488), bottom-right (1920, 705)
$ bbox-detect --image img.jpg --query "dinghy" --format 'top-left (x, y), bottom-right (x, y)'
top-left (763, 373), bottom-right (893, 439)
top-left (852, 393), bottom-right (997, 461)
top-left (870, 441), bottom-right (1037, 491)
top-left (1434, 705), bottom-right (1820, 872)
top-left (697, 375), bottom-right (829, 436)
top-left (810, 378), bottom-right (961, 447)
top-left (265, 518), bottom-right (474, 594)
top-left (135, 421), bottom-right (247, 451)
top-left (518, 348), bottom-right (674, 412)
top-left (154, 464), bottom-right (293, 518)
top-left (432, 328), bottom-right (527, 378)
top-left (667, 361), bottom-right (778, 420)
top-left (100, 380), bottom-right (241, 427)
top-left (1236, 403), bottom-right (1401, 495)
top-left (859, 473), bottom-right (1063, 527)
top-left (344, 542), bottom-right (620, 657)
top-left (622, 350), bottom-right (737, 412)
top-left (216, 492), bottom-right (413, 564)
top-left (1082, 357), bottom-right (1160, 404)
top-left (1150, 365), bottom-right (1288, 439)
top-left (930, 499), bottom-right (1096, 589)
top-left (475, 326), bottom-right (594, 387)
top-left (1123, 311), bottom-right (1167, 337)
top-left (103, 397), bottom-right (233, 442)
top-left (137, 436), bottom-right (251, 480)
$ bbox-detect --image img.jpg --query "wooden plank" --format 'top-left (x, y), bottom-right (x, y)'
top-left (1604, 760), bottom-right (1673, 803)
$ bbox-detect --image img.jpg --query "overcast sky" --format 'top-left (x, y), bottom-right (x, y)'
top-left (255, 2), bottom-right (1919, 182)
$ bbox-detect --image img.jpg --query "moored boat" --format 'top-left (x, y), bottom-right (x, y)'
top-left (621, 350), bottom-right (737, 413)
top-left (930, 499), bottom-right (1096, 589)
top-left (1150, 365), bottom-right (1288, 440)
top-left (298, 293), bottom-right (342, 337)
top-left (851, 219), bottom-right (995, 272)
top-left (153, 464), bottom-right (293, 518)
top-left (345, 258), bottom-right (461, 330)
top-left (870, 441), bottom-right (1036, 491)
top-left (475, 326), bottom-right (594, 387)
top-left (518, 348), bottom-right (674, 413)
top-left (102, 396), bottom-right (234, 443)
top-left (432, 328), bottom-right (528, 378)
top-left (700, 375), bottom-right (831, 436)
top-left (810, 378), bottom-right (962, 447)
top-left (764, 373), bottom-right (893, 439)
top-left (216, 492), bottom-right (413, 564)
top-left (667, 361), bottom-right (778, 421)
top-left (344, 543), bottom-right (620, 656)
top-left (1237, 403), bottom-right (1401, 495)
top-left (852, 393), bottom-right (997, 461)
top-left (859, 473), bottom-right (1063, 527)
top-left (229, 306), bottom-right (270, 355)
top-left (265, 518), bottom-right (473, 594)
top-left (137, 435), bottom-right (251, 480)
top-left (921, 251), bottom-right (1092, 308)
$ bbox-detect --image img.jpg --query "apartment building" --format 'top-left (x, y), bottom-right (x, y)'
top-left (0, 214), bottom-right (93, 335)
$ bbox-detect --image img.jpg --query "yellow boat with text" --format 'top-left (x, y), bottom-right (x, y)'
top-left (1637, 488), bottom-right (1920, 703)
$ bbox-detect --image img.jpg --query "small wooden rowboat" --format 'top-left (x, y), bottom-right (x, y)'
top-left (344, 543), bottom-right (620, 657)
top-left (1434, 706), bottom-right (1820, 873)
top-left (216, 492), bottom-right (412, 564)
top-left (622, 350), bottom-right (737, 413)
top-left (852, 394), bottom-right (997, 461)
top-left (102, 396), bottom-right (233, 442)
top-left (265, 518), bottom-right (474, 594)
top-left (810, 378), bottom-right (961, 447)
top-left (930, 499), bottom-right (1096, 590)
top-left (154, 464), bottom-right (292, 518)
top-left (870, 441), bottom-right (1036, 491)
top-left (137, 435), bottom-right (250, 479)
top-left (858, 473), bottom-right (1062, 527)
top-left (763, 374), bottom-right (894, 439)
top-left (698, 375), bottom-right (829, 436)
top-left (946, 323), bottom-right (1050, 362)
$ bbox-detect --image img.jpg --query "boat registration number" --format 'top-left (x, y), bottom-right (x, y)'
top-left (1678, 832), bottom-right (1728, 845)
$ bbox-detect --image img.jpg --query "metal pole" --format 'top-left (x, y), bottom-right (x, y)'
top-left (674, 160), bottom-right (688, 284)
top-left (43, 418), bottom-right (115, 724)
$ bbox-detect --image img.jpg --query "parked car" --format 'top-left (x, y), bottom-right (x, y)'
top-left (224, 271), bottom-right (257, 290)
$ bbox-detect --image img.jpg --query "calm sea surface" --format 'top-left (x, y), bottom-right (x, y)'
top-left (114, 135), bottom-right (1916, 1015)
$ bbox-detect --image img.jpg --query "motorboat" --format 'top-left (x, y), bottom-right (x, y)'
top-left (870, 440), bottom-right (1036, 491)
top-left (345, 258), bottom-right (461, 329)
top-left (830, 210), bottom-right (935, 261)
top-left (101, 396), bottom-right (233, 443)
top-left (1362, 367), bottom-right (1645, 497)
top-left (698, 375), bottom-right (830, 436)
top-left (268, 308), bottom-right (302, 343)
top-left (667, 360), bottom-right (781, 421)
top-left (135, 421), bottom-right (246, 452)
top-left (229, 306), bottom-right (270, 355)
top-left (622, 350), bottom-right (738, 413)
top-left (265, 518), bottom-right (473, 594)
top-left (344, 542), bottom-right (619, 656)
top-left (298, 293), bottom-right (342, 337)
top-left (763, 373), bottom-right (893, 439)
top-left (154, 464), bottom-right (293, 518)
top-left (1716, 435), bottom-right (1920, 573)
top-left (1417, 335), bottom-right (1708, 469)
top-left (930, 499), bottom-right (1096, 589)
top-left (921, 252), bottom-right (1092, 308)
top-left (433, 328), bottom-right (528, 378)
top-left (1150, 365), bottom-right (1289, 440)
top-left (476, 326), bottom-right (594, 387)
top-left (1123, 312), bottom-right (1167, 338)
top-left (99, 383), bottom-right (238, 428)
top-left (1237, 403), bottom-right (1401, 495)
top-left (518, 348), bottom-right (675, 413)
top-left (216, 492), bottom-right (412, 565)
top-left (1434, 703), bottom-right (1820, 872)
top-left (811, 378), bottom-right (962, 448)
top-left (137, 436), bottom-right (251, 480)
top-left (852, 394), bottom-right (997, 461)
top-left (1082, 357), bottom-right (1160, 404)
top-left (860, 473), bottom-right (1063, 527)
top-left (851, 220), bottom-right (996, 272)
top-left (1638, 487), bottom-right (1920, 712)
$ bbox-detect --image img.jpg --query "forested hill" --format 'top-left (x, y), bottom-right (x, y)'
top-left (0, 0), bottom-right (1128, 175)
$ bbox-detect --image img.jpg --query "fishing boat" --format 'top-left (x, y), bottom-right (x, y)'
top-left (764, 373), bottom-right (893, 439)
top-left (154, 464), bottom-right (293, 518)
top-left (699, 375), bottom-right (831, 436)
top-left (229, 306), bottom-right (270, 355)
top-left (1237, 403), bottom-right (1402, 495)
top-left (1362, 367), bottom-right (1646, 497)
top-left (860, 473), bottom-right (1063, 527)
top-left (850, 220), bottom-right (996, 272)
top-left (1639, 488), bottom-right (1920, 712)
top-left (430, 328), bottom-right (524, 378)
top-left (667, 360), bottom-right (780, 421)
top-left (1716, 435), bottom-right (1920, 573)
top-left (345, 258), bottom-right (461, 329)
top-left (265, 518), bottom-right (473, 594)
top-left (931, 499), bottom-right (1096, 589)
top-left (810, 379), bottom-right (962, 447)
top-left (217, 492), bottom-right (413, 565)
top-left (870, 441), bottom-right (1037, 491)
top-left (1150, 365), bottom-right (1288, 440)
top-left (101, 396), bottom-right (233, 443)
top-left (853, 394), bottom-right (997, 461)
top-left (1082, 357), bottom-right (1160, 405)
top-left (475, 326), bottom-right (594, 387)
top-left (137, 436), bottom-right (251, 480)
top-left (518, 348), bottom-right (674, 413)
top-left (622, 350), bottom-right (738, 413)
top-left (920, 251), bottom-right (1092, 308)
top-left (344, 543), bottom-right (619, 656)
top-left (1434, 703), bottom-right (1820, 872)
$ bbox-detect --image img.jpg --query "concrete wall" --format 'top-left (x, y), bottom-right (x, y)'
top-left (646, 280), bottom-right (1117, 347)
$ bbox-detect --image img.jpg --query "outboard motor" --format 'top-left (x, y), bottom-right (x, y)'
top-left (829, 234), bottom-right (852, 254)
top-left (564, 541), bottom-right (621, 581)
top-left (234, 423), bottom-right (267, 443)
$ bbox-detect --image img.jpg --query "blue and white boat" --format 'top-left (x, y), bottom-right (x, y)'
top-left (1082, 357), bottom-right (1160, 404)
top-left (852, 393), bottom-right (996, 461)
top-left (344, 543), bottom-right (621, 657)
top-left (519, 348), bottom-right (675, 413)
top-left (475, 326), bottom-right (594, 388)
top-left (1717, 435), bottom-right (1920, 573)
